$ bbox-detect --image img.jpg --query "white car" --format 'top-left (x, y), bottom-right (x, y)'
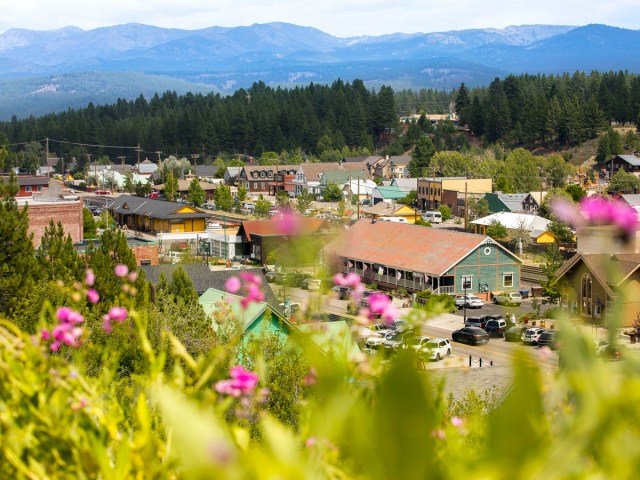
top-left (521, 327), bottom-right (546, 345)
top-left (405, 336), bottom-right (431, 352)
top-left (455, 295), bottom-right (484, 309)
top-left (421, 338), bottom-right (452, 361)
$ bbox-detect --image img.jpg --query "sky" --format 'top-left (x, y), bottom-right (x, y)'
top-left (1, 0), bottom-right (639, 37)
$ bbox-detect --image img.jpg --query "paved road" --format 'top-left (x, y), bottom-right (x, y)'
top-left (276, 283), bottom-right (559, 371)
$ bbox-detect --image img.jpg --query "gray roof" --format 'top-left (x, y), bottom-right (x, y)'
top-left (1, 175), bottom-right (50, 186)
top-left (107, 195), bottom-right (210, 221)
top-left (621, 194), bottom-right (640, 207)
top-left (390, 177), bottom-right (417, 192)
top-left (193, 165), bottom-right (218, 178)
top-left (342, 156), bottom-right (369, 163)
top-left (496, 193), bottom-right (530, 212)
top-left (141, 264), bottom-right (282, 313)
top-left (614, 155), bottom-right (640, 167)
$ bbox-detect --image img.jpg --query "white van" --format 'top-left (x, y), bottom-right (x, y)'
top-left (422, 211), bottom-right (443, 224)
top-left (379, 217), bottom-right (408, 223)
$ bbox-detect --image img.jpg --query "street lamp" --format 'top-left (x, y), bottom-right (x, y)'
top-left (463, 278), bottom-right (471, 324)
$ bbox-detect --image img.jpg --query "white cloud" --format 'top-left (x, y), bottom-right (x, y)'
top-left (1, 0), bottom-right (638, 37)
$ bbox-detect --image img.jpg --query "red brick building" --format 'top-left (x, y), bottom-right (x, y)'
top-left (22, 199), bottom-right (83, 248)
top-left (0, 175), bottom-right (50, 197)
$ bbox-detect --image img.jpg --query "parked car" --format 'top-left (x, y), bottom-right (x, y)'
top-left (464, 316), bottom-right (487, 329)
top-left (484, 319), bottom-right (508, 337)
top-left (455, 294), bottom-right (484, 309)
top-left (422, 211), bottom-right (443, 224)
top-left (290, 272), bottom-right (311, 287)
top-left (274, 272), bottom-right (293, 285)
top-left (364, 333), bottom-right (387, 351)
top-left (493, 291), bottom-right (523, 306)
top-left (382, 331), bottom-right (409, 352)
top-left (504, 325), bottom-right (527, 342)
top-left (594, 339), bottom-right (609, 356)
top-left (405, 336), bottom-right (431, 352)
top-left (537, 330), bottom-right (559, 349)
top-left (452, 327), bottom-right (490, 346)
top-left (201, 202), bottom-right (217, 210)
top-left (369, 323), bottom-right (396, 337)
top-left (302, 278), bottom-right (322, 291)
top-left (521, 327), bottom-right (546, 345)
top-left (422, 338), bottom-right (452, 361)
top-left (393, 319), bottom-right (414, 334)
top-left (338, 286), bottom-right (352, 300)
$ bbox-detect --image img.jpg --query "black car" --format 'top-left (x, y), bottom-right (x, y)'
top-left (537, 330), bottom-right (559, 349)
top-left (484, 319), bottom-right (507, 337)
top-left (464, 316), bottom-right (487, 329)
top-left (338, 286), bottom-right (352, 300)
top-left (504, 325), bottom-right (527, 342)
top-left (452, 327), bottom-right (490, 346)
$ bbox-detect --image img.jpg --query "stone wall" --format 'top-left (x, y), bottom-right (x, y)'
top-left (26, 201), bottom-right (83, 248)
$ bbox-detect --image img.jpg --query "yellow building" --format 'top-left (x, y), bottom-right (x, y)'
top-left (360, 202), bottom-right (419, 223)
top-left (108, 195), bottom-right (210, 234)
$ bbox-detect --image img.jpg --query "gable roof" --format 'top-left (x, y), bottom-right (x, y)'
top-left (373, 185), bottom-right (407, 200)
top-left (107, 195), bottom-right (210, 220)
top-left (471, 212), bottom-right (551, 231)
top-left (1, 175), bottom-right (50, 187)
top-left (361, 202), bottom-right (415, 217)
top-left (199, 288), bottom-right (267, 331)
top-left (323, 219), bottom-right (520, 276)
top-left (342, 156), bottom-right (369, 163)
top-left (611, 154), bottom-right (640, 167)
top-left (242, 165), bottom-right (298, 178)
top-left (298, 163), bottom-right (343, 182)
top-left (620, 194), bottom-right (640, 208)
top-left (554, 252), bottom-right (640, 296)
top-left (141, 264), bottom-right (282, 313)
top-left (494, 193), bottom-right (530, 211)
top-left (322, 170), bottom-right (369, 185)
top-left (390, 178), bottom-right (417, 192)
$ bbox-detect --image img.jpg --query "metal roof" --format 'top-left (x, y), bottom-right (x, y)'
top-left (108, 195), bottom-right (210, 220)
top-left (614, 155), bottom-right (640, 167)
top-left (470, 212), bottom-right (551, 231)
top-left (323, 219), bottom-right (518, 276)
top-left (372, 185), bottom-right (406, 199)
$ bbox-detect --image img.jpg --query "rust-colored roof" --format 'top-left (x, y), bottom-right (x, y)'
top-left (241, 218), bottom-right (326, 241)
top-left (323, 219), bottom-right (508, 276)
top-left (555, 252), bottom-right (640, 295)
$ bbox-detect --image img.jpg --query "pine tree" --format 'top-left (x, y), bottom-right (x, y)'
top-left (36, 220), bottom-right (83, 281)
top-left (169, 266), bottom-right (199, 304)
top-left (0, 175), bottom-right (38, 318)
top-left (187, 178), bottom-right (206, 207)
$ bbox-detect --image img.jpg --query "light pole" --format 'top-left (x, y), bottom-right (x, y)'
top-left (463, 278), bottom-right (471, 324)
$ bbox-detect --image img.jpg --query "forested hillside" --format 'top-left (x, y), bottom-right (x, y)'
top-left (1, 71), bottom-right (639, 164)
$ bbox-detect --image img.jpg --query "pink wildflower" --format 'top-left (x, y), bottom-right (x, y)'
top-left (56, 306), bottom-right (72, 323)
top-left (85, 269), bottom-right (95, 287)
top-left (343, 272), bottom-right (362, 287)
top-left (551, 198), bottom-right (584, 227)
top-left (333, 273), bottom-right (347, 286)
top-left (128, 271), bottom-right (138, 282)
top-left (580, 197), bottom-right (612, 224)
top-left (305, 437), bottom-right (317, 448)
top-left (274, 211), bottom-right (301, 236)
top-left (368, 292), bottom-right (391, 316)
top-left (41, 329), bottom-right (51, 341)
top-left (225, 276), bottom-right (242, 294)
top-left (50, 341), bottom-right (61, 352)
top-left (240, 271), bottom-right (262, 286)
top-left (114, 264), bottom-right (129, 278)
top-left (215, 366), bottom-right (259, 397)
top-left (609, 200), bottom-right (638, 234)
top-left (108, 306), bottom-right (128, 322)
top-left (66, 311), bottom-right (84, 324)
top-left (382, 303), bottom-right (399, 324)
top-left (451, 416), bottom-right (464, 428)
top-left (102, 315), bottom-right (112, 333)
top-left (304, 367), bottom-right (318, 386)
top-left (86, 289), bottom-right (100, 304)
top-left (240, 283), bottom-right (264, 310)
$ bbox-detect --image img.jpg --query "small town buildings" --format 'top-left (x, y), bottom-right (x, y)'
top-left (471, 212), bottom-right (555, 244)
top-left (371, 185), bottom-right (407, 205)
top-left (605, 154), bottom-right (640, 178)
top-left (236, 218), bottom-right (327, 264)
top-left (417, 177), bottom-right (492, 212)
top-left (341, 178), bottom-right (377, 202)
top-left (323, 219), bottom-right (522, 296)
top-left (135, 159), bottom-right (158, 179)
top-left (360, 202), bottom-right (419, 223)
top-left (373, 155), bottom-right (411, 180)
top-left (239, 165), bottom-right (298, 194)
top-left (156, 177), bottom-right (219, 201)
top-left (485, 192), bottom-right (538, 213)
top-left (75, 237), bottom-right (159, 266)
top-left (293, 162), bottom-right (369, 197)
top-left (0, 175), bottom-right (50, 197)
top-left (107, 195), bottom-right (210, 234)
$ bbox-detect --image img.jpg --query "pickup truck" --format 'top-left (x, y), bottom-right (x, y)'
top-left (492, 291), bottom-right (523, 306)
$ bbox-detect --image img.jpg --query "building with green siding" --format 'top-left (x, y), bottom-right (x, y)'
top-left (323, 219), bottom-right (523, 297)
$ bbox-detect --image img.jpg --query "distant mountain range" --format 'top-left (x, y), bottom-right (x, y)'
top-left (1, 22), bottom-right (639, 120)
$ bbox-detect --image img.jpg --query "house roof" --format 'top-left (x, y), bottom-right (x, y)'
top-left (343, 179), bottom-right (377, 196)
top-left (620, 194), bottom-right (640, 207)
top-left (529, 191), bottom-right (548, 205)
top-left (612, 155), bottom-right (640, 167)
top-left (107, 195), bottom-right (210, 220)
top-left (298, 163), bottom-right (344, 182)
top-left (554, 252), bottom-right (640, 296)
top-left (137, 160), bottom-right (158, 174)
top-left (199, 288), bottom-right (267, 331)
top-left (342, 156), bottom-right (369, 163)
top-left (142, 264), bottom-right (282, 313)
top-left (323, 219), bottom-right (520, 276)
top-left (239, 218), bottom-right (326, 242)
top-left (360, 202), bottom-right (415, 217)
top-left (363, 156), bottom-right (384, 167)
top-left (1, 175), bottom-right (50, 187)
top-left (372, 185), bottom-right (407, 200)
top-left (296, 320), bottom-right (361, 359)
top-left (322, 170), bottom-right (369, 185)
top-left (471, 212), bottom-right (551, 231)
top-left (242, 165), bottom-right (298, 176)
top-left (493, 193), bottom-right (530, 212)
top-left (390, 178), bottom-right (417, 192)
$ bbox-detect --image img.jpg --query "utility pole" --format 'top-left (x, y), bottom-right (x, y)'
top-left (45, 137), bottom-right (50, 178)
top-left (136, 143), bottom-right (141, 172)
top-left (357, 177), bottom-right (361, 219)
top-left (464, 182), bottom-right (468, 231)
top-left (155, 151), bottom-right (163, 183)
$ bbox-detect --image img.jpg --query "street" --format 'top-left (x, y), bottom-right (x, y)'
top-left (274, 283), bottom-right (560, 371)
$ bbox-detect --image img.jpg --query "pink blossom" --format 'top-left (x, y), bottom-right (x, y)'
top-left (225, 276), bottom-right (242, 294)
top-left (108, 306), bottom-right (128, 322)
top-left (451, 416), bottom-right (464, 427)
top-left (128, 271), bottom-right (138, 282)
top-left (274, 211), bottom-right (301, 236)
top-left (41, 329), bottom-right (51, 341)
top-left (215, 379), bottom-right (242, 397)
top-left (369, 292), bottom-right (391, 316)
top-left (382, 303), bottom-right (399, 324)
top-left (114, 264), bottom-right (129, 278)
top-left (86, 289), bottom-right (100, 304)
top-left (85, 269), bottom-right (95, 287)
top-left (240, 283), bottom-right (264, 309)
top-left (50, 341), bottom-right (61, 352)
top-left (333, 273), bottom-right (347, 286)
top-left (215, 366), bottom-right (259, 397)
top-left (102, 315), bottom-right (112, 333)
top-left (343, 272), bottom-right (362, 287)
top-left (305, 437), bottom-right (317, 448)
top-left (580, 197), bottom-right (612, 224)
top-left (66, 311), bottom-right (84, 324)
top-left (304, 367), bottom-right (318, 386)
top-left (551, 198), bottom-right (584, 227)
top-left (56, 307), bottom-right (72, 323)
top-left (609, 201), bottom-right (639, 234)
top-left (240, 271), bottom-right (262, 286)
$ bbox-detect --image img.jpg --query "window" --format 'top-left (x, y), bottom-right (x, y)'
top-left (141, 260), bottom-right (152, 266)
top-left (25, 186), bottom-right (32, 192)
top-left (461, 275), bottom-right (473, 291)
top-left (253, 182), bottom-right (258, 189)
top-left (581, 274), bottom-right (593, 317)
top-left (503, 273), bottom-right (514, 288)
top-left (37, 186), bottom-right (43, 192)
